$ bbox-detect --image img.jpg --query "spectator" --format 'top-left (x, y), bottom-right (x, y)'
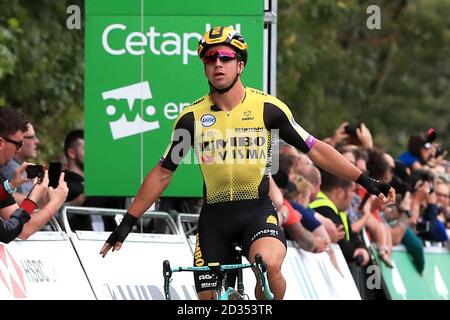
top-left (398, 132), bottom-right (433, 170)
top-left (0, 122), bottom-right (41, 205)
top-left (383, 190), bottom-right (425, 274)
top-left (63, 129), bottom-right (125, 231)
top-left (302, 165), bottom-right (345, 243)
top-left (271, 168), bottom-right (317, 253)
top-left (0, 107), bottom-right (68, 242)
top-left (357, 148), bottom-right (395, 267)
top-left (286, 174), bottom-right (342, 274)
top-left (310, 169), bottom-right (370, 266)
top-left (435, 179), bottom-right (449, 229)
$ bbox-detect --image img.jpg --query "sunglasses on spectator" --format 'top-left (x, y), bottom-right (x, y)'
top-left (1, 136), bottom-right (23, 150)
top-left (202, 50), bottom-right (239, 64)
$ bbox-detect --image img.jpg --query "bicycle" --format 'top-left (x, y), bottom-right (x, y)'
top-left (163, 252), bottom-right (274, 300)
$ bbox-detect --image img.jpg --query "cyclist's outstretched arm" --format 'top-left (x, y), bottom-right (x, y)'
top-left (307, 140), bottom-right (395, 203)
top-left (100, 107), bottom-right (194, 257)
top-left (100, 164), bottom-right (173, 257)
top-left (128, 164), bottom-right (174, 216)
top-left (263, 99), bottom-right (395, 204)
top-left (307, 140), bottom-right (361, 182)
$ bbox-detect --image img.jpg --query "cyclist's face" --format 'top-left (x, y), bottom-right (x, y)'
top-left (203, 45), bottom-right (244, 90)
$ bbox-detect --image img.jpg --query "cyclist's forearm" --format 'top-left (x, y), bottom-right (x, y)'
top-left (128, 164), bottom-right (173, 217)
top-left (307, 140), bottom-right (362, 182)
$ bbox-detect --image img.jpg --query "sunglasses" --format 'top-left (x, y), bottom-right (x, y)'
top-left (2, 136), bottom-right (23, 150)
top-left (202, 50), bottom-right (239, 64)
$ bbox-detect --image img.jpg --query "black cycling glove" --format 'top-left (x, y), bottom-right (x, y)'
top-left (106, 212), bottom-right (138, 246)
top-left (356, 173), bottom-right (392, 197)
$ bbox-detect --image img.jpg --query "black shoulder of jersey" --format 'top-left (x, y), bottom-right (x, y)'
top-left (191, 97), bottom-right (205, 106)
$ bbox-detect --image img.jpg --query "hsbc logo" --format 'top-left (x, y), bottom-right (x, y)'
top-left (0, 245), bottom-right (27, 298)
top-left (102, 81), bottom-right (190, 140)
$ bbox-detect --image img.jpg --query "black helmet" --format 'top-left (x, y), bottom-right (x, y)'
top-left (198, 26), bottom-right (248, 65)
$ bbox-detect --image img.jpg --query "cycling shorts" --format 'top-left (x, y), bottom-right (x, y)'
top-left (193, 197), bottom-right (286, 293)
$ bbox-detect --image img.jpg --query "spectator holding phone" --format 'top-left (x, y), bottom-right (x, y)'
top-left (325, 122), bottom-right (373, 149)
top-left (0, 108), bottom-right (68, 242)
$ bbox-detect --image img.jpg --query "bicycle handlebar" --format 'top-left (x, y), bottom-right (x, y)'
top-left (162, 254), bottom-right (274, 300)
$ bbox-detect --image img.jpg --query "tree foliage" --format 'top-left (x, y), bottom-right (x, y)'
top-left (278, 0), bottom-right (450, 155)
top-left (0, 0), bottom-right (448, 163)
top-left (0, 0), bottom-right (84, 162)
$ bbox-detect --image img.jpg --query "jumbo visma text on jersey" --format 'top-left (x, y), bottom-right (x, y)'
top-left (160, 87), bottom-right (316, 204)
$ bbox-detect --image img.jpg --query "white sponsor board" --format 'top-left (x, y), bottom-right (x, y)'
top-left (0, 232), bottom-right (95, 300)
top-left (70, 231), bottom-right (197, 300)
top-left (283, 242), bottom-right (361, 300)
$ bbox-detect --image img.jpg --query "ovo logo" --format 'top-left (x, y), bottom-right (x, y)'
top-left (0, 245), bottom-right (27, 298)
top-left (102, 81), bottom-right (160, 140)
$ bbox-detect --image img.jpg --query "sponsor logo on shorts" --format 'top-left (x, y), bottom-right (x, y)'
top-left (198, 274), bottom-right (214, 280)
top-left (194, 234), bottom-right (205, 266)
top-left (251, 229), bottom-right (279, 242)
top-left (266, 215), bottom-right (277, 225)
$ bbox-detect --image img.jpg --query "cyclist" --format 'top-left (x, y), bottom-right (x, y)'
top-left (100, 26), bottom-right (395, 300)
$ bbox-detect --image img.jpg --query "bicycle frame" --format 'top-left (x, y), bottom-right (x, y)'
top-left (163, 254), bottom-right (274, 300)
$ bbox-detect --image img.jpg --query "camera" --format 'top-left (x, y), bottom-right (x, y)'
top-left (416, 221), bottom-right (430, 234)
top-left (26, 165), bottom-right (45, 179)
top-left (344, 123), bottom-right (360, 137)
top-left (435, 144), bottom-right (446, 157)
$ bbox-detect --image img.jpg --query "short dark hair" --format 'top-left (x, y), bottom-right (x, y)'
top-left (320, 169), bottom-right (352, 192)
top-left (278, 153), bottom-right (294, 174)
top-left (408, 134), bottom-right (429, 158)
top-left (366, 148), bottom-right (389, 180)
top-left (0, 107), bottom-right (28, 137)
top-left (64, 129), bottom-right (84, 156)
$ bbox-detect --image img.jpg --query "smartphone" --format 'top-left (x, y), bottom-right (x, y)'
top-left (48, 162), bottom-right (62, 188)
top-left (344, 123), bottom-right (360, 137)
top-left (26, 165), bottom-right (45, 179)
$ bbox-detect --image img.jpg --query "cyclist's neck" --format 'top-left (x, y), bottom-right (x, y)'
top-left (210, 82), bottom-right (245, 112)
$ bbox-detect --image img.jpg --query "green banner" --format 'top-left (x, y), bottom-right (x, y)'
top-left (85, 0), bottom-right (263, 196)
top-left (377, 247), bottom-right (450, 300)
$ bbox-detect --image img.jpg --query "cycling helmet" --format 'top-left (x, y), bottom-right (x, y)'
top-left (198, 26), bottom-right (248, 65)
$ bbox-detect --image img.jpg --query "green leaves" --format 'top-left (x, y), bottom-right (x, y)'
top-left (0, 0), bottom-right (84, 162)
top-left (278, 0), bottom-right (450, 155)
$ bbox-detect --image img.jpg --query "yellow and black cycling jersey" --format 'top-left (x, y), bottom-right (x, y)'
top-left (160, 87), bottom-right (316, 204)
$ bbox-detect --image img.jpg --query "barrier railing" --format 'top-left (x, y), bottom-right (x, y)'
top-left (61, 206), bottom-right (196, 300)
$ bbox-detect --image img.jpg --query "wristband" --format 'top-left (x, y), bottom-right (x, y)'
top-left (3, 180), bottom-right (17, 195)
top-left (20, 198), bottom-right (38, 215)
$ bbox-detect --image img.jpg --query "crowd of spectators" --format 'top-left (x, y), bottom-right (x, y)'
top-left (271, 121), bottom-right (449, 284)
